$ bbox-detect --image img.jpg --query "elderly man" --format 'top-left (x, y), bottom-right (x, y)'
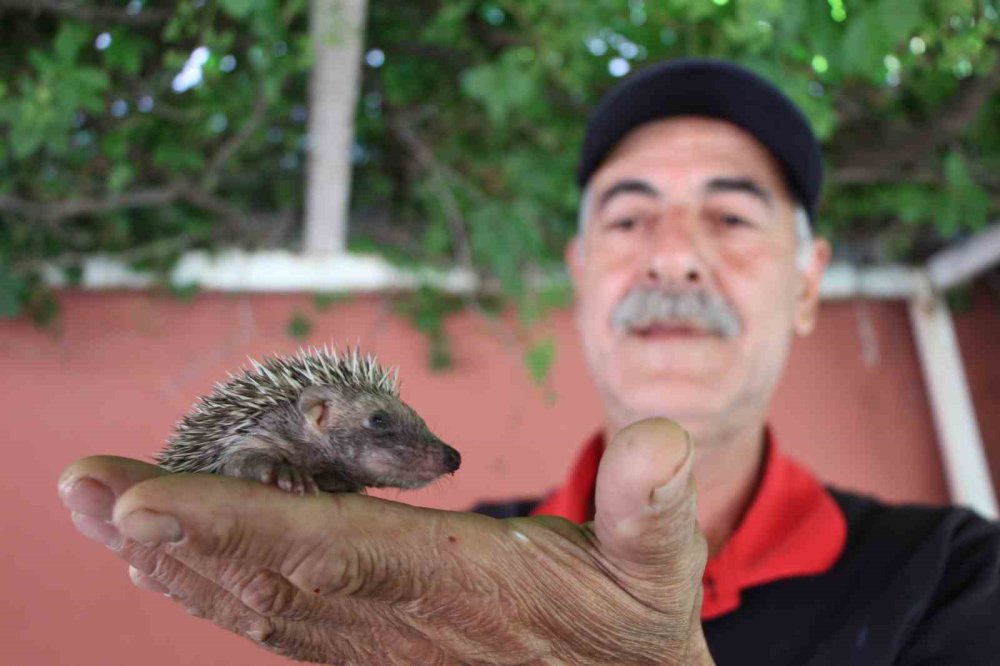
top-left (59, 59), bottom-right (999, 664)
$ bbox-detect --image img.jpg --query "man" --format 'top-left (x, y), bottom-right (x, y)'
top-left (58, 59), bottom-right (999, 664)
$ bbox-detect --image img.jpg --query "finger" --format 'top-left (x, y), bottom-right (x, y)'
top-left (119, 537), bottom-right (285, 638)
top-left (59, 457), bottom-right (169, 546)
top-left (134, 545), bottom-right (332, 624)
top-left (303, 474), bottom-right (319, 496)
top-left (71, 512), bottom-right (124, 550)
top-left (111, 473), bottom-right (451, 603)
top-left (129, 566), bottom-right (170, 594)
top-left (120, 538), bottom-right (432, 664)
top-left (592, 418), bottom-right (706, 605)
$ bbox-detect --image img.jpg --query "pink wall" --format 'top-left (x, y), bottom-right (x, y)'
top-left (954, 286), bottom-right (1000, 494)
top-left (2, 290), bottom-right (993, 665)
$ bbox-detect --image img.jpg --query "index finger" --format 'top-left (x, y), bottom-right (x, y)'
top-left (111, 473), bottom-right (483, 603)
top-left (58, 456), bottom-right (168, 521)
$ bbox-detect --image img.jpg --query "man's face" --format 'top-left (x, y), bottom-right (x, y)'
top-left (567, 117), bottom-right (829, 435)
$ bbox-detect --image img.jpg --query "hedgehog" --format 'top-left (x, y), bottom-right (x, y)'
top-left (157, 346), bottom-right (461, 495)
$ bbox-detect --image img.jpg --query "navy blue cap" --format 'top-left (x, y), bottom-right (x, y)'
top-left (577, 58), bottom-right (823, 222)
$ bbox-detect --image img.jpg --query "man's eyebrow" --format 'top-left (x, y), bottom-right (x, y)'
top-left (703, 177), bottom-right (773, 208)
top-left (597, 179), bottom-right (662, 209)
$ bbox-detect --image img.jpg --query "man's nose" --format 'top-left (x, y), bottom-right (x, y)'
top-left (642, 212), bottom-right (705, 286)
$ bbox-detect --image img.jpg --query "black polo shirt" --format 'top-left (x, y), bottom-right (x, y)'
top-left (472, 431), bottom-right (1000, 664)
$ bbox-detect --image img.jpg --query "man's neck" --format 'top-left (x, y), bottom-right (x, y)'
top-left (606, 416), bottom-right (767, 556)
top-left (690, 423), bottom-right (767, 555)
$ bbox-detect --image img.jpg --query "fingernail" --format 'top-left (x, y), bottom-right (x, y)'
top-left (59, 477), bottom-right (115, 520)
top-left (650, 432), bottom-right (694, 507)
top-left (71, 512), bottom-right (123, 551)
top-left (243, 618), bottom-right (274, 643)
top-left (129, 566), bottom-right (170, 594)
top-left (117, 510), bottom-right (183, 545)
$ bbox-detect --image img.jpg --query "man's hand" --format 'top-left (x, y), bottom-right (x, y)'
top-left (58, 418), bottom-right (712, 665)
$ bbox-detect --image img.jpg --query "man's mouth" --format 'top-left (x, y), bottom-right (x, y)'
top-left (630, 322), bottom-right (713, 339)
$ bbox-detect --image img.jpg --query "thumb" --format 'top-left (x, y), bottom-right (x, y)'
top-left (593, 418), bottom-right (706, 607)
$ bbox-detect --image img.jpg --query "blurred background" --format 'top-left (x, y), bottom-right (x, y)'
top-left (1, 1), bottom-right (999, 664)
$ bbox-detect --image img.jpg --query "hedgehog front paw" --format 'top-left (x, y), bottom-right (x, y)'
top-left (259, 464), bottom-right (319, 496)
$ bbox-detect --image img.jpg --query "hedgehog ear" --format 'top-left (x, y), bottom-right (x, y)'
top-left (298, 386), bottom-right (333, 435)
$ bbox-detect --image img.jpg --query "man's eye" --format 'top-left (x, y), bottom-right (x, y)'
top-left (607, 217), bottom-right (637, 231)
top-left (720, 213), bottom-right (749, 227)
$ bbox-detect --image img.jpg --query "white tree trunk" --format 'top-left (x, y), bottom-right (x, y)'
top-left (304, 0), bottom-right (368, 254)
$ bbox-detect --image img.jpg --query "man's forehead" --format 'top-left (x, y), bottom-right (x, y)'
top-left (589, 116), bottom-right (793, 200)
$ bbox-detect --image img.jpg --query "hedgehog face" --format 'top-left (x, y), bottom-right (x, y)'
top-left (299, 385), bottom-right (460, 489)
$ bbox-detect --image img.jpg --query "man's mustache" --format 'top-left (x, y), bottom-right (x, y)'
top-left (611, 286), bottom-right (742, 339)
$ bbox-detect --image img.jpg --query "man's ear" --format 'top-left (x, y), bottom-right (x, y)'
top-left (794, 237), bottom-right (832, 336)
top-left (298, 386), bottom-right (333, 436)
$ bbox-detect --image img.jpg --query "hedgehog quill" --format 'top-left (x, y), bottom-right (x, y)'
top-left (157, 347), bottom-right (461, 495)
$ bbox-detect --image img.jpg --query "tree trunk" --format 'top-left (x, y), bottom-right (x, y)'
top-left (304, 0), bottom-right (368, 254)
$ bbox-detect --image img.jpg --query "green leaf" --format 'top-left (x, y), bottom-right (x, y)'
top-left (461, 54), bottom-right (539, 126)
top-left (312, 291), bottom-right (352, 310)
top-left (100, 131), bottom-right (129, 161)
top-left (524, 336), bottom-right (556, 385)
top-left (152, 142), bottom-right (206, 173)
top-left (286, 310), bottom-right (313, 339)
top-left (10, 112), bottom-right (47, 158)
top-left (53, 21), bottom-right (90, 63)
top-left (422, 0), bottom-right (475, 44)
top-left (428, 332), bottom-right (453, 371)
top-left (943, 151), bottom-right (992, 230)
top-left (167, 282), bottom-right (200, 302)
top-left (0, 270), bottom-right (26, 319)
top-left (22, 282), bottom-right (58, 327)
top-left (107, 163), bottom-right (135, 192)
top-left (103, 31), bottom-right (146, 75)
top-left (218, 0), bottom-right (264, 19)
top-left (943, 150), bottom-right (974, 190)
top-left (841, 12), bottom-right (887, 76)
top-left (63, 265), bottom-right (84, 287)
top-left (877, 0), bottom-right (925, 47)
top-left (74, 68), bottom-right (111, 95)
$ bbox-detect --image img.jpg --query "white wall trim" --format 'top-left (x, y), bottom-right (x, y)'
top-left (41, 249), bottom-right (923, 300)
top-left (927, 221), bottom-right (1000, 292)
top-left (908, 278), bottom-right (999, 519)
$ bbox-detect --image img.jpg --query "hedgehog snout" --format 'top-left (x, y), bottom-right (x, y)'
top-left (440, 443), bottom-right (461, 474)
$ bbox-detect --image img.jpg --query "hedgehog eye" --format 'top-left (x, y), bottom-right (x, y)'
top-left (366, 411), bottom-right (390, 430)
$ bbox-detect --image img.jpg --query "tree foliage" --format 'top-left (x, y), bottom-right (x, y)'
top-left (1, 0), bottom-right (998, 328)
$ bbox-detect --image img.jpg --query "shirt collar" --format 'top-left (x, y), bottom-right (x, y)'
top-left (530, 428), bottom-right (847, 620)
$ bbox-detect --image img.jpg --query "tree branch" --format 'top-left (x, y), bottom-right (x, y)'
top-left (388, 111), bottom-right (474, 270)
top-left (830, 165), bottom-right (942, 186)
top-left (180, 187), bottom-right (247, 233)
top-left (0, 185), bottom-right (184, 222)
top-left (13, 232), bottom-right (207, 274)
top-left (833, 65), bottom-right (1000, 184)
top-left (0, 0), bottom-right (170, 26)
top-left (1, 81), bottom-right (272, 229)
top-left (388, 110), bottom-right (521, 347)
top-left (202, 84), bottom-right (269, 190)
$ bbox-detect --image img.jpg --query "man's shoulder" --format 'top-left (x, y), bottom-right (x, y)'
top-left (707, 487), bottom-right (1000, 664)
top-left (826, 486), bottom-right (1000, 615)
top-left (829, 485), bottom-right (1000, 556)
